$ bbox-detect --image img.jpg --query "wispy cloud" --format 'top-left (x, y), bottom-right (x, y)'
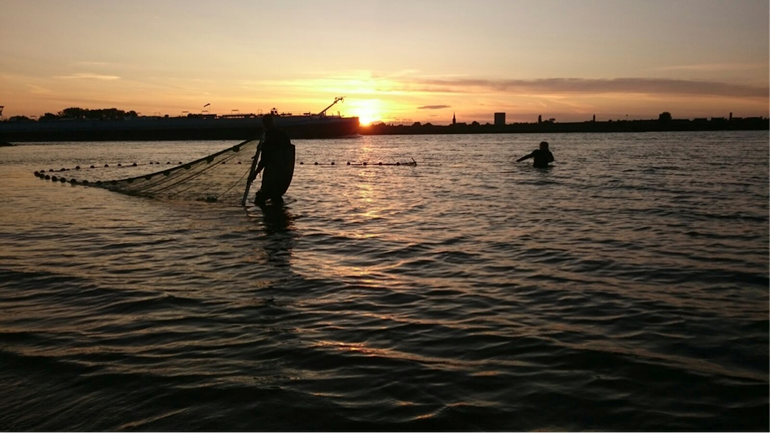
top-left (649, 63), bottom-right (767, 72)
top-left (408, 77), bottom-right (769, 98)
top-left (27, 84), bottom-right (52, 94)
top-left (74, 61), bottom-right (121, 68)
top-left (418, 105), bottom-right (450, 110)
top-left (55, 73), bottom-right (121, 81)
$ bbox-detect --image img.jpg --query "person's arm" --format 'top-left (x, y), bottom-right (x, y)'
top-left (517, 151), bottom-right (534, 162)
top-left (548, 152), bottom-right (554, 163)
top-left (255, 141), bottom-right (268, 175)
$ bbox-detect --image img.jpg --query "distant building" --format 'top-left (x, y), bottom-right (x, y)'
top-left (538, 115), bottom-right (542, 124)
top-left (452, 112), bottom-right (456, 125)
top-left (494, 112), bottom-right (506, 126)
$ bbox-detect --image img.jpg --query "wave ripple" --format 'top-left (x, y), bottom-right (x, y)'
top-left (0, 132), bottom-right (767, 430)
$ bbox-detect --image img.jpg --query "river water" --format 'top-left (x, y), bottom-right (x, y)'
top-left (0, 131), bottom-right (767, 431)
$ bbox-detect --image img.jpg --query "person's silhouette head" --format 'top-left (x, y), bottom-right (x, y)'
top-left (540, 141), bottom-right (549, 150)
top-left (263, 114), bottom-right (276, 130)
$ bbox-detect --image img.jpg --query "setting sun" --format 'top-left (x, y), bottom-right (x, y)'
top-left (348, 99), bottom-right (383, 126)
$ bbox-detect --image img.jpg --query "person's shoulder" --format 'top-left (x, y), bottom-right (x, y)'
top-left (266, 129), bottom-right (289, 140)
top-left (277, 129), bottom-right (291, 142)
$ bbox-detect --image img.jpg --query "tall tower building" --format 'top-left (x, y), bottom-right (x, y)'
top-left (452, 112), bottom-right (456, 125)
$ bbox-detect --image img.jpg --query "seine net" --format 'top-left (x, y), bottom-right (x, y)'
top-left (36, 139), bottom-right (260, 204)
top-left (34, 138), bottom-right (417, 204)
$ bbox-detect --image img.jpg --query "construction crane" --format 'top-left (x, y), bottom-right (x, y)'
top-left (317, 97), bottom-right (344, 116)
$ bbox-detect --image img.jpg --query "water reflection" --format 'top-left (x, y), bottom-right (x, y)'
top-left (258, 204), bottom-right (296, 268)
top-left (261, 203), bottom-right (294, 234)
top-left (3, 134), bottom-right (766, 431)
top-left (356, 169), bottom-right (376, 205)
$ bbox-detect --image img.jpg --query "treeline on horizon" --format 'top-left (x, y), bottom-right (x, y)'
top-left (367, 112), bottom-right (766, 127)
top-left (361, 112), bottom-right (769, 134)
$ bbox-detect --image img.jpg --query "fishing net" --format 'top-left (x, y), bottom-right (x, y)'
top-left (33, 138), bottom-right (418, 205)
top-left (34, 139), bottom-right (260, 204)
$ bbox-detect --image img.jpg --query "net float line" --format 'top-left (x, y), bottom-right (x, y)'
top-left (34, 158), bottom-right (417, 177)
top-left (36, 160), bottom-right (235, 174)
top-left (299, 159), bottom-right (417, 167)
top-left (32, 160), bottom-right (418, 183)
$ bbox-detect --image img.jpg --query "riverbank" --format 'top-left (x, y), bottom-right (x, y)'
top-left (2, 117), bottom-right (766, 142)
top-left (360, 117), bottom-right (769, 135)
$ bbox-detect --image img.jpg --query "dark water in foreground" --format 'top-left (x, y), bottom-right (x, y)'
top-left (0, 132), bottom-right (768, 431)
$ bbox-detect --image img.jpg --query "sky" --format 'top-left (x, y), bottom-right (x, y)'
top-left (1, 0), bottom-right (768, 125)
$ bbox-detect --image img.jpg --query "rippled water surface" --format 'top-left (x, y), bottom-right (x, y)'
top-left (0, 132), bottom-right (768, 431)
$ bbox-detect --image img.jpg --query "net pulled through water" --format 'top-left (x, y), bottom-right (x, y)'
top-left (32, 139), bottom-right (417, 205)
top-left (35, 139), bottom-right (260, 204)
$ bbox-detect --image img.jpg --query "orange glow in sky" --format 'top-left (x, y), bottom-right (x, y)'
top-left (348, 99), bottom-right (384, 126)
top-left (0, 0), bottom-right (767, 123)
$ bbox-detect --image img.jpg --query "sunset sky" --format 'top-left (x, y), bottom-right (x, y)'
top-left (1, 0), bottom-right (767, 125)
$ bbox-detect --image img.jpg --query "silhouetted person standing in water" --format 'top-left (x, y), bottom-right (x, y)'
top-left (253, 114), bottom-right (295, 207)
top-left (517, 141), bottom-right (554, 168)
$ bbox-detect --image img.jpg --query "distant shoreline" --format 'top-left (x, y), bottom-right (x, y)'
top-left (1, 117), bottom-right (766, 143)
top-left (361, 118), bottom-right (769, 136)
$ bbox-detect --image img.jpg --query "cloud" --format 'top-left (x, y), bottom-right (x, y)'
top-left (27, 84), bottom-right (52, 95)
top-left (418, 105), bottom-right (450, 110)
top-left (74, 61), bottom-right (120, 67)
top-left (55, 73), bottom-right (121, 81)
top-left (409, 77), bottom-right (769, 98)
top-left (649, 63), bottom-right (767, 72)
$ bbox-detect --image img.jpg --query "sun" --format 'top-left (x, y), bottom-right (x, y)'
top-left (349, 99), bottom-right (382, 126)
top-left (358, 114), bottom-right (376, 126)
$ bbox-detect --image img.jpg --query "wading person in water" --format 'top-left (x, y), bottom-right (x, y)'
top-left (517, 141), bottom-right (554, 168)
top-left (253, 114), bottom-right (295, 207)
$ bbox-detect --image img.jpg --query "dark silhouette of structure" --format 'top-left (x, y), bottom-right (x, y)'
top-left (3, 106), bottom-right (768, 142)
top-left (361, 113), bottom-right (768, 136)
top-left (0, 104), bottom-right (359, 142)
